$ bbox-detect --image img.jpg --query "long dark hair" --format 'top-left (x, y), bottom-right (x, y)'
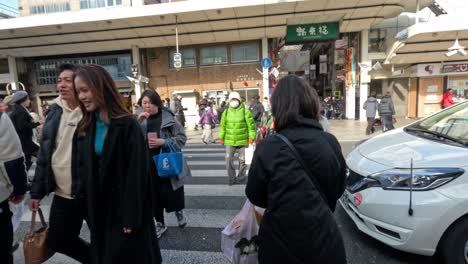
top-left (271, 75), bottom-right (320, 132)
top-left (74, 64), bottom-right (131, 134)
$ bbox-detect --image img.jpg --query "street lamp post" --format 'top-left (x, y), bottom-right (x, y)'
top-left (131, 64), bottom-right (142, 101)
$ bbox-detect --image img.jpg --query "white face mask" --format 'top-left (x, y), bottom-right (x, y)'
top-left (230, 101), bottom-right (240, 108)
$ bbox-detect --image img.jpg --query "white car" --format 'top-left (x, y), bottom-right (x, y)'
top-left (340, 101), bottom-right (468, 264)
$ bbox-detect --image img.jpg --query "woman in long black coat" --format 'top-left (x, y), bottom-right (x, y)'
top-left (246, 75), bottom-right (347, 264)
top-left (73, 64), bottom-right (161, 264)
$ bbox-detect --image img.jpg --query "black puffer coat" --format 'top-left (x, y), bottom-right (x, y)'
top-left (246, 118), bottom-right (347, 264)
top-left (30, 103), bottom-right (85, 200)
top-left (9, 104), bottom-right (39, 155)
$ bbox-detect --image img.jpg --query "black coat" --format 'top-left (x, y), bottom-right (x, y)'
top-left (9, 105), bottom-right (39, 155)
top-left (246, 118), bottom-right (347, 264)
top-left (78, 115), bottom-right (161, 264)
top-left (30, 104), bottom-right (85, 200)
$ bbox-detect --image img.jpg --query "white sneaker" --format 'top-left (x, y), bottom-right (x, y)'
top-left (156, 222), bottom-right (167, 239)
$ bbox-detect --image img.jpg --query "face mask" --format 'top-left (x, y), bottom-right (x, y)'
top-left (230, 101), bottom-right (240, 108)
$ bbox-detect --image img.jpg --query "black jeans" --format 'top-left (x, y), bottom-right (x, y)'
top-left (48, 196), bottom-right (90, 263)
top-left (0, 200), bottom-right (13, 264)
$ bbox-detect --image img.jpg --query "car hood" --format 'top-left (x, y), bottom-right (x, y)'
top-left (358, 128), bottom-right (468, 168)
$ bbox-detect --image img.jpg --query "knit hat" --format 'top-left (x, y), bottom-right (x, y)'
top-left (228, 92), bottom-right (241, 102)
top-left (12, 91), bottom-right (28, 104)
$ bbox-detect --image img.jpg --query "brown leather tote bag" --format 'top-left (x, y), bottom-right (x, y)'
top-left (23, 208), bottom-right (52, 264)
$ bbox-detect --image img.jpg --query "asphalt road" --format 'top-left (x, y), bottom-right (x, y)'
top-left (338, 142), bottom-right (437, 264)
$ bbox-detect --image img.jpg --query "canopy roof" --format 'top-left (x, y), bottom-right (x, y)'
top-left (0, 0), bottom-right (430, 58)
top-left (386, 14), bottom-right (468, 64)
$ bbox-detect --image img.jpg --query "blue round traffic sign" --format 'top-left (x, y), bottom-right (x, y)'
top-left (261, 58), bottom-right (272, 69)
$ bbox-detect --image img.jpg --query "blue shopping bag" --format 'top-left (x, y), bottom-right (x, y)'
top-left (153, 139), bottom-right (183, 178)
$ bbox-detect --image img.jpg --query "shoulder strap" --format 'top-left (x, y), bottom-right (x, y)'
top-left (276, 133), bottom-right (330, 208)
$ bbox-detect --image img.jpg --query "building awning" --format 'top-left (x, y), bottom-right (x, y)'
top-left (385, 15), bottom-right (468, 65)
top-left (0, 0), bottom-right (430, 58)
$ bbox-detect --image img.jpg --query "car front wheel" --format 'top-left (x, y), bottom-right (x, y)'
top-left (439, 218), bottom-right (468, 264)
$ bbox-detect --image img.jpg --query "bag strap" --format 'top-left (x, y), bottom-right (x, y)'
top-left (276, 134), bottom-right (330, 208)
top-left (30, 208), bottom-right (47, 234)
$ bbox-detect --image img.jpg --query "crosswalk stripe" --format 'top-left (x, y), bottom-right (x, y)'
top-left (185, 184), bottom-right (246, 196)
top-left (192, 170), bottom-right (228, 177)
top-left (185, 153), bottom-right (226, 158)
top-left (183, 148), bottom-right (225, 153)
top-left (188, 160), bottom-right (226, 165)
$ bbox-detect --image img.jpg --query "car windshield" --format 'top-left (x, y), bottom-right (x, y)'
top-left (408, 102), bottom-right (468, 145)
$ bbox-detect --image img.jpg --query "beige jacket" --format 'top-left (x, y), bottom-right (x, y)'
top-left (51, 98), bottom-right (82, 199)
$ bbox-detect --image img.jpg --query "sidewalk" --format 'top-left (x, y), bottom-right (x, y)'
top-left (328, 117), bottom-right (418, 142)
top-left (186, 117), bottom-right (420, 144)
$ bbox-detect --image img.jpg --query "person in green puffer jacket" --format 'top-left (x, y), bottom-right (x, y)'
top-left (219, 92), bottom-right (256, 185)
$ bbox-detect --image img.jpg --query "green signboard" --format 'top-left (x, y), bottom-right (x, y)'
top-left (286, 22), bottom-right (340, 43)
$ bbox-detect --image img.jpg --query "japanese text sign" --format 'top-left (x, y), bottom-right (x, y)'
top-left (286, 22), bottom-right (339, 43)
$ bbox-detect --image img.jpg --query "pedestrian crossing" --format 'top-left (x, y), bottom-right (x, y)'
top-left (14, 143), bottom-right (245, 264)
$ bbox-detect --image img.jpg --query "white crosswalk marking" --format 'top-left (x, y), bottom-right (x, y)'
top-left (14, 143), bottom-right (246, 264)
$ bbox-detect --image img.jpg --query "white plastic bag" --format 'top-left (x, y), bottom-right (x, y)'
top-left (222, 200), bottom-right (259, 264)
top-left (245, 145), bottom-right (255, 166)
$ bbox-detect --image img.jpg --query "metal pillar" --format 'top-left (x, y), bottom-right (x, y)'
top-left (132, 45), bottom-right (142, 102)
top-left (262, 37), bottom-right (269, 98)
top-left (8, 56), bottom-right (18, 91)
top-left (359, 29), bottom-right (371, 121)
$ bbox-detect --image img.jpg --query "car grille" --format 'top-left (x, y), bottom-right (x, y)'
top-left (346, 169), bottom-right (364, 187)
top-left (346, 168), bottom-right (379, 193)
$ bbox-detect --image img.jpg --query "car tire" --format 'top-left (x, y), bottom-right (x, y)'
top-left (439, 217), bottom-right (468, 264)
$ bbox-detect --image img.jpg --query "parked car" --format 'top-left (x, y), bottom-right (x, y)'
top-left (340, 101), bottom-right (468, 264)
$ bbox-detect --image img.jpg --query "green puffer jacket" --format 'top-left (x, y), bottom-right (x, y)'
top-left (219, 104), bottom-right (256, 146)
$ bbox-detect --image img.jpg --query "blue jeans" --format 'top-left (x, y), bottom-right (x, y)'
top-left (381, 114), bottom-right (395, 132)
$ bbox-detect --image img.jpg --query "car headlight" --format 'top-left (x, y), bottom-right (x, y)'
top-left (369, 168), bottom-right (464, 191)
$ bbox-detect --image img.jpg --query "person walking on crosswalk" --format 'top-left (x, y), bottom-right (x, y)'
top-left (219, 92), bottom-right (256, 185)
top-left (29, 64), bottom-right (90, 263)
top-left (0, 111), bottom-right (27, 264)
top-left (246, 75), bottom-right (347, 264)
top-left (137, 89), bottom-right (192, 239)
top-left (74, 65), bottom-right (162, 264)
top-left (198, 99), bottom-right (219, 144)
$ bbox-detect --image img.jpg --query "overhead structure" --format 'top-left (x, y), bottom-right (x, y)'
top-left (0, 0), bottom-right (431, 58)
top-left (385, 15), bottom-right (468, 65)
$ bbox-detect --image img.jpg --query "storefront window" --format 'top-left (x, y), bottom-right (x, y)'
top-left (200, 46), bottom-right (228, 65)
top-left (34, 54), bottom-right (132, 86)
top-left (234, 88), bottom-right (260, 106)
top-left (31, 2), bottom-right (70, 14)
top-left (448, 79), bottom-right (468, 99)
top-left (231, 42), bottom-right (259, 63)
top-left (169, 48), bottom-right (196, 68)
top-left (80, 0), bottom-right (121, 9)
top-left (205, 90), bottom-right (227, 106)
